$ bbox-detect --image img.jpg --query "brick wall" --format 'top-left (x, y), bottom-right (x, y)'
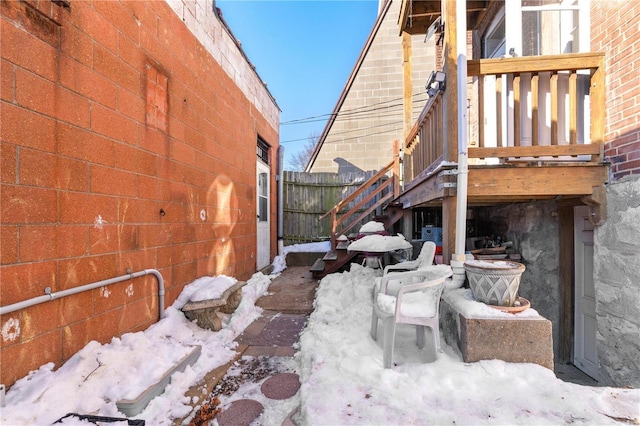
top-left (592, 0), bottom-right (640, 180)
top-left (0, 0), bottom-right (278, 387)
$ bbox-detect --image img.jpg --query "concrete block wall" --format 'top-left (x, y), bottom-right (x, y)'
top-left (592, 0), bottom-right (640, 180)
top-left (310, 0), bottom-right (435, 173)
top-left (0, 0), bottom-right (278, 387)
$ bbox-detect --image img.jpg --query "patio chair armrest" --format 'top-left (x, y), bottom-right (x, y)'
top-left (383, 260), bottom-right (419, 275)
top-left (380, 268), bottom-right (451, 295)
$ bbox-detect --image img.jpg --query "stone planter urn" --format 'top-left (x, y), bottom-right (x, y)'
top-left (464, 260), bottom-right (526, 307)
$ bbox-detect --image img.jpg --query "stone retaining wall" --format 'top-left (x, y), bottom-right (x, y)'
top-left (594, 176), bottom-right (640, 387)
top-left (474, 201), bottom-right (562, 360)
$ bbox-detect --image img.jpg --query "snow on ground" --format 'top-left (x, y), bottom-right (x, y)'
top-left (1, 270), bottom-right (274, 425)
top-left (296, 264), bottom-right (640, 425)
top-left (1, 241), bottom-right (639, 425)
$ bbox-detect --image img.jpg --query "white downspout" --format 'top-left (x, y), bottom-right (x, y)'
top-left (277, 145), bottom-right (285, 256)
top-left (450, 0), bottom-right (469, 287)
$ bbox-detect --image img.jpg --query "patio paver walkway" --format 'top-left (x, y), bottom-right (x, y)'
top-left (176, 266), bottom-right (318, 426)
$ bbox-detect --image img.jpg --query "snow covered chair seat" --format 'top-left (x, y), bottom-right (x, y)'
top-left (370, 266), bottom-right (452, 368)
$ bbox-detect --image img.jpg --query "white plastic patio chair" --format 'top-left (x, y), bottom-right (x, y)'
top-left (370, 266), bottom-right (452, 368)
top-left (382, 241), bottom-right (436, 275)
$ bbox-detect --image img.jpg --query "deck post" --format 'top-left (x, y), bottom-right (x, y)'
top-left (441, 0), bottom-right (458, 264)
top-left (393, 139), bottom-right (400, 197)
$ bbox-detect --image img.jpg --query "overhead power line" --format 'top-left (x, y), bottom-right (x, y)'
top-left (281, 118), bottom-right (409, 145)
top-left (279, 94), bottom-right (429, 145)
top-left (281, 92), bottom-right (428, 126)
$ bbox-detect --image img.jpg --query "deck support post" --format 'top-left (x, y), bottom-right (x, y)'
top-left (581, 185), bottom-right (607, 226)
top-left (441, 0), bottom-right (459, 264)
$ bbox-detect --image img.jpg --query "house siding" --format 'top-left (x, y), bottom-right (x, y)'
top-left (0, 0), bottom-right (279, 388)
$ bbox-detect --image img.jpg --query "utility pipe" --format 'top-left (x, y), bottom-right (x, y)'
top-left (453, 0), bottom-right (469, 262)
top-left (0, 269), bottom-right (165, 319)
top-left (277, 145), bottom-right (285, 256)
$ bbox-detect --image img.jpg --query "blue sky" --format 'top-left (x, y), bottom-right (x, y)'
top-left (216, 0), bottom-right (379, 169)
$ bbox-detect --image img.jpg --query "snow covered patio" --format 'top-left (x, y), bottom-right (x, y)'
top-left (296, 263), bottom-right (638, 425)
top-left (2, 246), bottom-right (638, 425)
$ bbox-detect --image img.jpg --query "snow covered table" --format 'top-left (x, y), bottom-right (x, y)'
top-left (347, 234), bottom-right (413, 269)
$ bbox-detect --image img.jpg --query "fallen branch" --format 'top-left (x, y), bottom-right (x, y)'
top-left (82, 358), bottom-right (104, 383)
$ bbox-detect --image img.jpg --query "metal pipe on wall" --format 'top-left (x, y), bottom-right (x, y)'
top-left (0, 269), bottom-right (165, 407)
top-left (277, 145), bottom-right (285, 256)
top-left (0, 269), bottom-right (166, 319)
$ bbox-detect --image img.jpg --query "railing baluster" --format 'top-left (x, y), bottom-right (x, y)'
top-left (479, 76), bottom-right (485, 148)
top-left (590, 56), bottom-right (605, 161)
top-left (514, 74), bottom-right (521, 147)
top-left (532, 72), bottom-right (539, 146)
top-left (331, 209), bottom-right (337, 249)
top-left (551, 73), bottom-right (559, 146)
top-left (569, 71), bottom-right (578, 146)
top-left (496, 74), bottom-right (503, 148)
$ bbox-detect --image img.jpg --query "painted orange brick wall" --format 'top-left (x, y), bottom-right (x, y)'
top-left (592, 0), bottom-right (640, 180)
top-left (0, 0), bottom-right (279, 387)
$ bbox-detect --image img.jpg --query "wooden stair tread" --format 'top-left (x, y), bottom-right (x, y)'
top-left (310, 258), bottom-right (325, 273)
top-left (323, 250), bottom-right (338, 261)
top-left (336, 241), bottom-right (350, 250)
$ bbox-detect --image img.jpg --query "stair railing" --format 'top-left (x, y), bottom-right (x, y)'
top-left (320, 141), bottom-right (401, 249)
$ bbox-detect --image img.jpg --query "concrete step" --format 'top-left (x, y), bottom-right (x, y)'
top-left (286, 251), bottom-right (326, 267)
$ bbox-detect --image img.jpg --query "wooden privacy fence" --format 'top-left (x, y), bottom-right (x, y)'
top-left (283, 170), bottom-right (380, 245)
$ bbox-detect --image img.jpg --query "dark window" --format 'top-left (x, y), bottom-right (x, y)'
top-left (257, 137), bottom-right (269, 164)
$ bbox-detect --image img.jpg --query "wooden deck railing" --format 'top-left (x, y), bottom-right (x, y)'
top-left (403, 52), bottom-right (606, 182)
top-left (404, 91), bottom-right (444, 183)
top-left (319, 141), bottom-right (401, 249)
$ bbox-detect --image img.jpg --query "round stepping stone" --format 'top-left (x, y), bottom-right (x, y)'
top-left (260, 373), bottom-right (301, 400)
top-left (216, 399), bottom-right (264, 426)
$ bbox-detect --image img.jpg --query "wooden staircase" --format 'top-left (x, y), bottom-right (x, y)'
top-left (310, 239), bottom-right (358, 278)
top-left (374, 202), bottom-right (404, 234)
top-left (310, 141), bottom-right (402, 278)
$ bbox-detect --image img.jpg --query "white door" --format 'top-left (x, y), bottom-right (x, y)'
top-left (574, 206), bottom-right (599, 379)
top-left (256, 161), bottom-right (270, 270)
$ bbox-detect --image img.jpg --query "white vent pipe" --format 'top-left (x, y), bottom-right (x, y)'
top-left (449, 0), bottom-right (470, 288)
top-left (454, 0), bottom-right (469, 260)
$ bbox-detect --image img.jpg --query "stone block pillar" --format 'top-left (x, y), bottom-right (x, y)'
top-left (441, 298), bottom-right (554, 370)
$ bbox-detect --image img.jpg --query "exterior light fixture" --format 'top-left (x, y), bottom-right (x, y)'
top-left (426, 71), bottom-right (446, 97)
